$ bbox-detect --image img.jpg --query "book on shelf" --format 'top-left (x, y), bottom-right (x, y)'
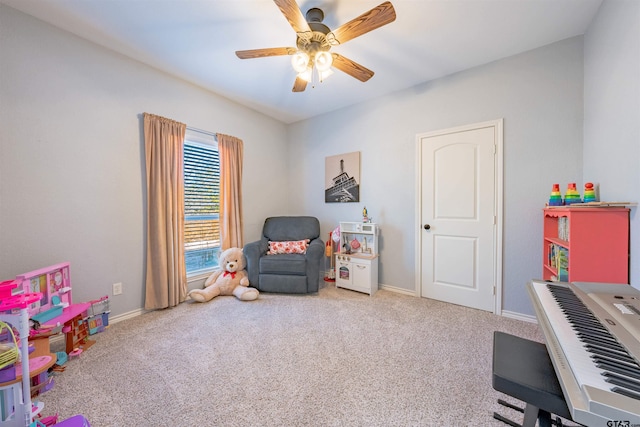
top-left (557, 216), bottom-right (570, 241)
top-left (558, 267), bottom-right (569, 282)
top-left (556, 246), bottom-right (569, 281)
top-left (548, 243), bottom-right (569, 271)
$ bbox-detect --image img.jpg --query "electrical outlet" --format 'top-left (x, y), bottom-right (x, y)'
top-left (112, 282), bottom-right (123, 296)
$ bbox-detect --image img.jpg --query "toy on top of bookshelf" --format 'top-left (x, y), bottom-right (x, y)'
top-left (564, 182), bottom-right (582, 205)
top-left (547, 182), bottom-right (602, 207)
top-left (13, 262), bottom-right (73, 324)
top-left (548, 183), bottom-right (563, 206)
top-left (583, 182), bottom-right (597, 203)
top-left (545, 182), bottom-right (634, 208)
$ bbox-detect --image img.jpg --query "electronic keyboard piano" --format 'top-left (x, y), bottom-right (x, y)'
top-left (528, 280), bottom-right (640, 426)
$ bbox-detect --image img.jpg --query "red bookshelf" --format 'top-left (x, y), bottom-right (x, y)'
top-left (543, 207), bottom-right (629, 283)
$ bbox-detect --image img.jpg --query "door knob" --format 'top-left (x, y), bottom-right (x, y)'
top-left (423, 224), bottom-right (431, 230)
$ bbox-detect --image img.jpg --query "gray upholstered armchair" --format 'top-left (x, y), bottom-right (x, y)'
top-left (244, 216), bottom-right (324, 294)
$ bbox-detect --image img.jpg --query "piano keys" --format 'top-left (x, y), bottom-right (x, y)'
top-left (528, 280), bottom-right (640, 426)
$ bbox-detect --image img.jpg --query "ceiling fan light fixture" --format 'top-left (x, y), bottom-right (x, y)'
top-left (291, 51), bottom-right (310, 73)
top-left (236, 1), bottom-right (396, 92)
top-left (298, 68), bottom-right (313, 82)
top-left (314, 51), bottom-right (333, 72)
top-left (318, 68), bottom-right (334, 82)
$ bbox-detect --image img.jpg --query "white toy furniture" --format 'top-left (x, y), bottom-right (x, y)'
top-left (335, 222), bottom-right (379, 295)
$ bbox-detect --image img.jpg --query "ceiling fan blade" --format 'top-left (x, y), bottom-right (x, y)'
top-left (235, 47), bottom-right (296, 59)
top-left (274, 0), bottom-right (312, 40)
top-left (292, 76), bottom-right (308, 92)
top-left (327, 1), bottom-right (396, 46)
top-left (332, 54), bottom-right (374, 82)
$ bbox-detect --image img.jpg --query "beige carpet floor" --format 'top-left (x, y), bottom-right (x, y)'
top-left (38, 283), bottom-right (544, 426)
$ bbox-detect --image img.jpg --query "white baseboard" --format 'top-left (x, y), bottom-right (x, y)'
top-left (379, 283), bottom-right (418, 296)
top-left (109, 308), bottom-right (146, 324)
top-left (501, 310), bottom-right (538, 324)
top-left (381, 285), bottom-right (538, 323)
top-left (109, 300), bottom-right (538, 325)
top-left (49, 308), bottom-right (146, 347)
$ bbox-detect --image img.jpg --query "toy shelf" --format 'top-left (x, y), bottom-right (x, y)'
top-left (542, 207), bottom-right (630, 283)
top-left (335, 222), bottom-right (379, 296)
top-left (43, 303), bottom-right (94, 354)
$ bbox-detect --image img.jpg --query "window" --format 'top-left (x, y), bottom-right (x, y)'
top-left (183, 129), bottom-right (220, 276)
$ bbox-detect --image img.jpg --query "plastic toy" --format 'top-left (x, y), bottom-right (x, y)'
top-left (548, 183), bottom-right (563, 206)
top-left (324, 232), bottom-right (336, 282)
top-left (583, 182), bottom-right (597, 203)
top-left (68, 348), bottom-right (82, 359)
top-left (0, 282), bottom-right (43, 427)
top-left (36, 414), bottom-right (59, 426)
top-left (12, 263), bottom-right (73, 324)
top-left (54, 415), bottom-right (91, 426)
top-left (350, 238), bottom-right (361, 250)
top-left (0, 321), bottom-right (19, 376)
top-left (86, 296), bottom-right (110, 335)
top-left (1, 280), bottom-right (90, 427)
top-left (0, 281), bottom-right (42, 312)
top-left (55, 352), bottom-right (67, 366)
top-left (342, 236), bottom-right (352, 254)
top-left (564, 183), bottom-right (582, 205)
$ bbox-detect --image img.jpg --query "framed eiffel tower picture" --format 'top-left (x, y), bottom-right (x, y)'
top-left (325, 151), bottom-right (360, 203)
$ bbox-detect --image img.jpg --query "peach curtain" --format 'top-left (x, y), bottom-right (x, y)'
top-left (143, 113), bottom-right (187, 309)
top-left (218, 133), bottom-right (244, 249)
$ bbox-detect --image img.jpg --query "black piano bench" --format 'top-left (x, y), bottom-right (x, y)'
top-left (492, 331), bottom-right (580, 427)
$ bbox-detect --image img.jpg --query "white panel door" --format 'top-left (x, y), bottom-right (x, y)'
top-left (418, 121), bottom-right (501, 312)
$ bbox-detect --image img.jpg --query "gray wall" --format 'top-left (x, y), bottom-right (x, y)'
top-left (1, 1), bottom-right (637, 319)
top-left (0, 5), bottom-right (290, 316)
top-left (288, 37), bottom-right (585, 316)
top-left (583, 0), bottom-right (640, 288)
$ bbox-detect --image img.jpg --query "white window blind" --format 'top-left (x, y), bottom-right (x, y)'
top-left (184, 130), bottom-right (220, 275)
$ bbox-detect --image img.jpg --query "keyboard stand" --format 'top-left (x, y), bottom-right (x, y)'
top-left (492, 331), bottom-right (579, 427)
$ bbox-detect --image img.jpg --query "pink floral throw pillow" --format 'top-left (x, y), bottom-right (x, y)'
top-left (268, 239), bottom-right (310, 255)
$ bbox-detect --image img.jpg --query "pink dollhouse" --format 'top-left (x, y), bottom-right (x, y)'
top-left (14, 262), bottom-right (73, 325)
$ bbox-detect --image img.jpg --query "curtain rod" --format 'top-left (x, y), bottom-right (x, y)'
top-left (186, 126), bottom-right (217, 138)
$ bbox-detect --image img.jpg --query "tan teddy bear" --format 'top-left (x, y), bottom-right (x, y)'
top-left (188, 247), bottom-right (259, 302)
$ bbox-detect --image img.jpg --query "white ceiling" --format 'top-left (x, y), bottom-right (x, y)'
top-left (2, 0), bottom-right (603, 124)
